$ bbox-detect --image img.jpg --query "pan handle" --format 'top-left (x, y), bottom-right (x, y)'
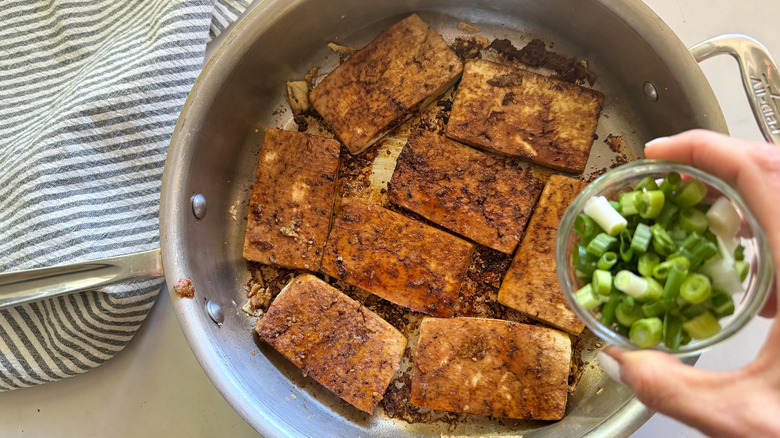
top-left (0, 249), bottom-right (164, 310)
top-left (690, 34), bottom-right (780, 144)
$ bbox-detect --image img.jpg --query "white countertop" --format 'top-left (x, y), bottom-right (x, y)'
top-left (0, 0), bottom-right (777, 436)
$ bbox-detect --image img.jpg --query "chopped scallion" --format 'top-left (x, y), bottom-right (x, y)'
top-left (587, 233), bottom-right (618, 257)
top-left (672, 179), bottom-right (708, 208)
top-left (598, 251), bottom-right (618, 270)
top-left (638, 190), bottom-right (665, 219)
top-left (630, 317), bottom-right (663, 348)
top-left (682, 311), bottom-right (721, 339)
top-left (637, 252), bottom-right (660, 277)
top-left (680, 273), bottom-right (712, 304)
top-left (630, 223), bottom-right (652, 252)
top-left (584, 196), bottom-right (628, 236)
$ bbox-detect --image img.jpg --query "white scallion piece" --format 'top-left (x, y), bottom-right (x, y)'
top-left (614, 270), bottom-right (649, 298)
top-left (699, 257), bottom-right (744, 295)
top-left (584, 196), bottom-right (627, 236)
top-left (706, 196), bottom-right (741, 240)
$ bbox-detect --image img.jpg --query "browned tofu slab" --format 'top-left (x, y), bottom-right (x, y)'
top-left (310, 14), bottom-right (463, 155)
top-left (321, 197), bottom-right (474, 317)
top-left (410, 317), bottom-right (571, 420)
top-left (498, 175), bottom-right (588, 334)
top-left (243, 129), bottom-right (340, 270)
top-left (446, 59), bottom-right (603, 173)
top-left (389, 128), bottom-right (546, 254)
top-left (256, 274), bottom-right (407, 413)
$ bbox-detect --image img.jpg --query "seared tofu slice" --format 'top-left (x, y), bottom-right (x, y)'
top-left (256, 274), bottom-right (407, 414)
top-left (498, 175), bottom-right (587, 334)
top-left (410, 317), bottom-right (572, 420)
top-left (310, 14), bottom-right (463, 155)
top-left (389, 128), bottom-right (545, 254)
top-left (321, 197), bottom-right (474, 317)
top-left (446, 59), bottom-right (603, 173)
top-left (243, 129), bottom-right (340, 270)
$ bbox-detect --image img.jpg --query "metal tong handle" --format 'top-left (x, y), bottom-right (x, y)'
top-left (690, 34), bottom-right (780, 144)
top-left (0, 249), bottom-right (164, 309)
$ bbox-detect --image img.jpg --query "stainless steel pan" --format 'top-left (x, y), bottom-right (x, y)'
top-left (2, 0), bottom-right (779, 436)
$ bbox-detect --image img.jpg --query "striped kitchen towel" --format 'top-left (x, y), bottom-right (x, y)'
top-left (0, 0), bottom-right (249, 391)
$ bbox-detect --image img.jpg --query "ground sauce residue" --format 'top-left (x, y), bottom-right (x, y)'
top-left (174, 278), bottom-right (195, 298)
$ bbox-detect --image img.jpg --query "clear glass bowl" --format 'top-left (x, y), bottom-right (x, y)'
top-left (555, 160), bottom-right (775, 357)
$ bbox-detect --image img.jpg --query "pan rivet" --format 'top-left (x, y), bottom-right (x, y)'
top-left (643, 81), bottom-right (659, 102)
top-left (205, 300), bottom-right (224, 326)
top-left (191, 194), bottom-right (207, 219)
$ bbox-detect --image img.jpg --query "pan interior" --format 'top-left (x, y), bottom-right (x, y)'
top-left (162, 0), bottom-right (724, 436)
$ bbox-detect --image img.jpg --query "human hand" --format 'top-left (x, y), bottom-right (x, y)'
top-left (600, 129), bottom-right (780, 438)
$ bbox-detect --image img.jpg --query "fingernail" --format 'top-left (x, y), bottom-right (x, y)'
top-left (597, 350), bottom-right (623, 383)
top-left (644, 136), bottom-right (670, 148)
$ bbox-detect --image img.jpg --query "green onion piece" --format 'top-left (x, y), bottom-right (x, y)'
top-left (644, 277), bottom-right (664, 301)
top-left (679, 273), bottom-right (712, 304)
top-left (669, 228), bottom-right (688, 246)
top-left (616, 296), bottom-right (644, 327)
top-left (666, 255), bottom-right (691, 271)
top-left (655, 202), bottom-right (680, 228)
top-left (672, 178), bottom-right (708, 208)
top-left (574, 214), bottom-right (601, 244)
top-left (614, 270), bottom-right (660, 302)
top-left (614, 270), bottom-right (647, 297)
top-left (660, 172), bottom-right (681, 196)
top-left (584, 196), bottom-right (628, 236)
top-left (711, 289), bottom-right (735, 318)
top-left (735, 260), bottom-right (750, 282)
top-left (619, 191), bottom-right (641, 216)
top-left (641, 298), bottom-right (674, 317)
top-left (681, 232), bottom-right (719, 268)
top-left (598, 251), bottom-right (618, 270)
top-left (663, 312), bottom-right (684, 351)
top-left (652, 260), bottom-right (673, 281)
top-left (609, 200), bottom-right (622, 212)
top-left (601, 292), bottom-right (622, 327)
top-left (619, 228), bottom-right (634, 262)
top-left (650, 224), bottom-right (676, 256)
top-left (634, 176), bottom-right (660, 192)
top-left (638, 252), bottom-right (660, 277)
top-left (573, 245), bottom-right (598, 280)
top-left (616, 324), bottom-right (631, 337)
top-left (734, 244), bottom-right (745, 262)
top-left (576, 284), bottom-right (601, 310)
top-left (630, 223), bottom-right (653, 253)
top-left (662, 263), bottom-right (689, 301)
top-left (592, 269), bottom-right (613, 296)
top-left (677, 207), bottom-right (709, 234)
top-left (680, 300), bottom-right (711, 319)
top-left (587, 232), bottom-right (618, 257)
top-left (682, 311), bottom-right (721, 339)
top-left (638, 190), bottom-right (665, 219)
top-left (629, 317), bottom-right (663, 348)
top-left (680, 330), bottom-right (692, 346)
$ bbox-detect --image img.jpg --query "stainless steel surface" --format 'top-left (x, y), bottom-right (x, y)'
top-left (0, 249), bottom-right (163, 310)
top-left (690, 34), bottom-right (780, 144)
top-left (160, 0), bottom-right (736, 436)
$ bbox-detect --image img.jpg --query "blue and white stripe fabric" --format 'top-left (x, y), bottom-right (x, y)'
top-left (0, 0), bottom-right (248, 390)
